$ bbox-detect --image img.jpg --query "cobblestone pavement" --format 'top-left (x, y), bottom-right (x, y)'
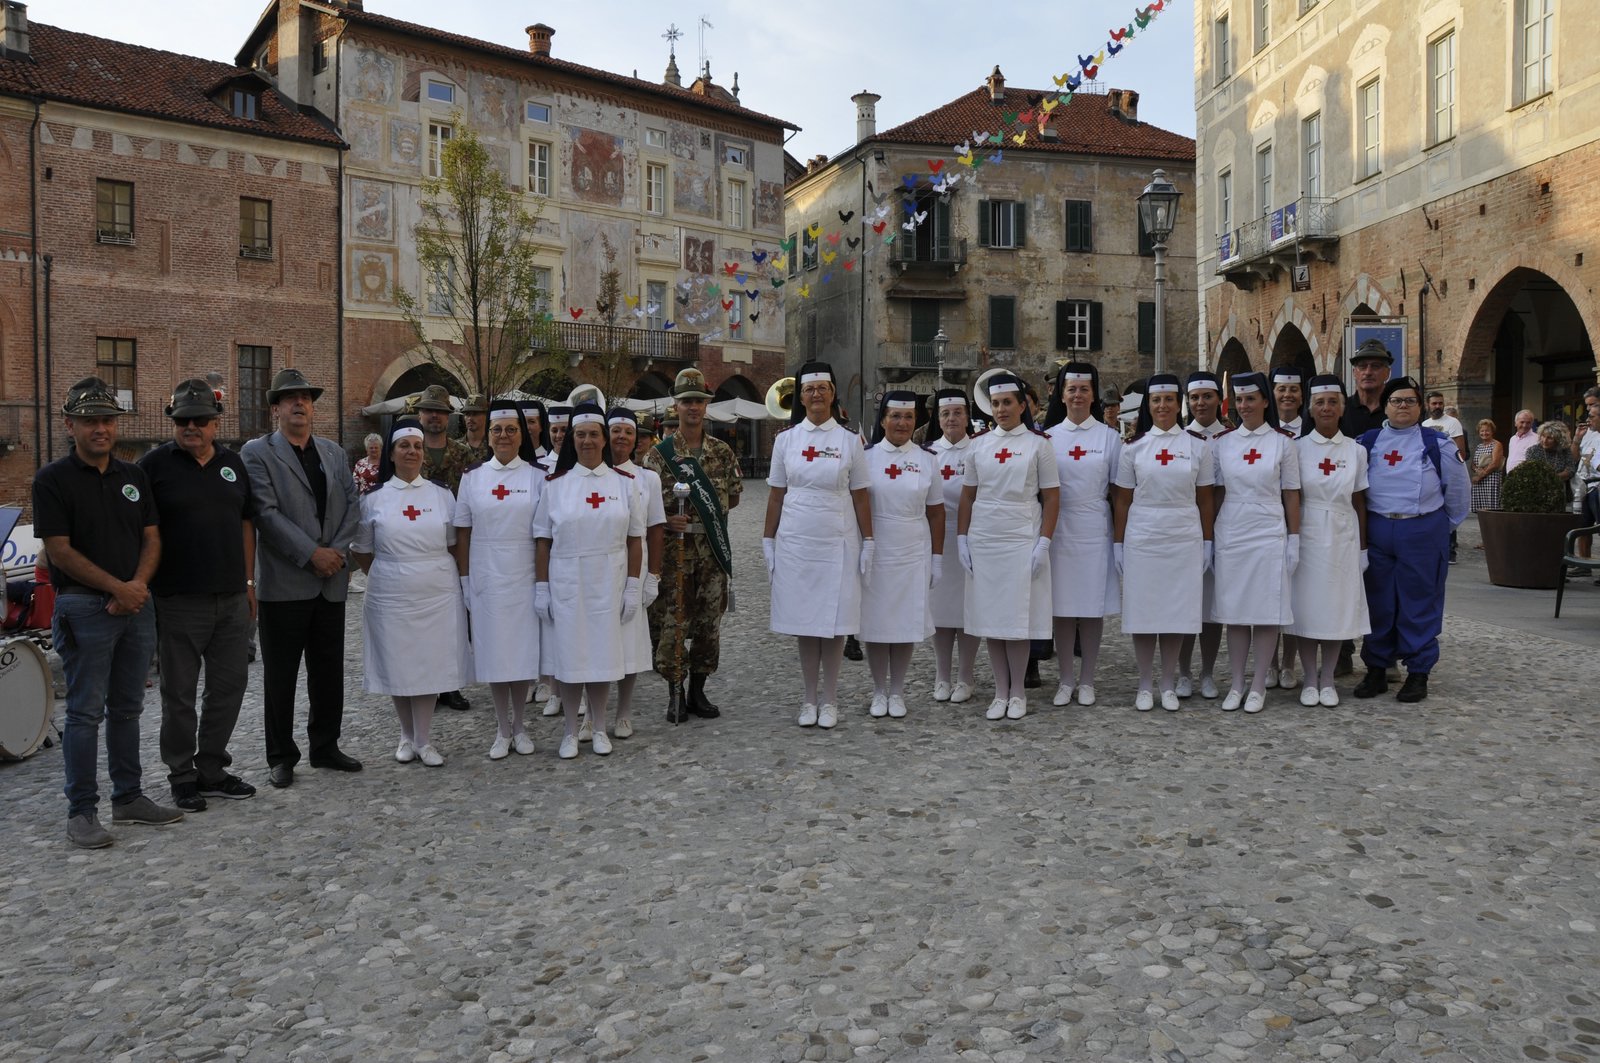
top-left (4, 482), bottom-right (1599, 1063)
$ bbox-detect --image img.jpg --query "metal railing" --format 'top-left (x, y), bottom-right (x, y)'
top-left (1218, 196), bottom-right (1336, 265)
top-left (892, 342), bottom-right (976, 371)
top-left (896, 236), bottom-right (967, 268)
top-left (531, 319), bottom-right (699, 362)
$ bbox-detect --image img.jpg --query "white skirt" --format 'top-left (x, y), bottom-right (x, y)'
top-left (929, 511), bottom-right (965, 628)
top-left (860, 512), bottom-right (933, 643)
top-left (964, 497), bottom-right (1050, 640)
top-left (548, 548), bottom-right (627, 683)
top-left (1211, 501), bottom-right (1293, 626)
top-left (1289, 501), bottom-right (1371, 639)
top-left (467, 534), bottom-right (539, 683)
top-left (364, 555), bottom-right (472, 695)
top-left (771, 485), bottom-right (861, 637)
top-left (1122, 502), bottom-right (1204, 634)
top-left (1049, 500), bottom-right (1119, 618)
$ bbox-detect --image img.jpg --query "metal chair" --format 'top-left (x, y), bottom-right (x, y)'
top-left (1554, 523), bottom-right (1600, 617)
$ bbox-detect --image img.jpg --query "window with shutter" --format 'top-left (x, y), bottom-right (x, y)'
top-left (989, 296), bottom-right (1016, 349)
top-left (1089, 301), bottom-right (1103, 352)
top-left (1065, 200), bottom-right (1093, 251)
top-left (1137, 302), bottom-right (1156, 354)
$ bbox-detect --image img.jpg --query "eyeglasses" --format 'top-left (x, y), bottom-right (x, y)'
top-left (173, 416), bottom-right (215, 427)
top-left (1386, 397), bottom-right (1419, 408)
top-left (800, 386), bottom-right (831, 397)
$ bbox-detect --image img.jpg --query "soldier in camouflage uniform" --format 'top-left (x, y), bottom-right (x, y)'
top-left (643, 369), bottom-right (741, 722)
top-left (414, 383), bottom-right (474, 710)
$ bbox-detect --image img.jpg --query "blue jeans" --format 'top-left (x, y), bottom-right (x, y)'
top-left (53, 592), bottom-right (157, 818)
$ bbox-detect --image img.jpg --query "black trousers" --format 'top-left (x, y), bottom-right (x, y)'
top-left (257, 595), bottom-right (345, 767)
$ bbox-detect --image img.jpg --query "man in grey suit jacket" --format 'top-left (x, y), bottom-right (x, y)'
top-left (240, 369), bottom-right (363, 788)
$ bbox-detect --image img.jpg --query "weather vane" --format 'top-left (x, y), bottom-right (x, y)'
top-left (698, 15), bottom-right (713, 75)
top-left (662, 22), bottom-right (681, 58)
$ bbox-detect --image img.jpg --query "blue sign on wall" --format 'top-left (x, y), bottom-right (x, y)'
top-left (1350, 323), bottom-right (1406, 381)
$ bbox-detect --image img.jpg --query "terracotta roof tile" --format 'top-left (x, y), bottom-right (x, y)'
top-left (335, 8), bottom-right (799, 134)
top-left (872, 85), bottom-right (1193, 163)
top-left (0, 22), bottom-right (343, 147)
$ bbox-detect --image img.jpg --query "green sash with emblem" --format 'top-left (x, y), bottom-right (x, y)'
top-left (654, 436), bottom-right (733, 575)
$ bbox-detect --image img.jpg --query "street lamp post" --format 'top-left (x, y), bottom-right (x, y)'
top-left (1138, 168), bottom-right (1182, 375)
top-left (933, 327), bottom-right (949, 388)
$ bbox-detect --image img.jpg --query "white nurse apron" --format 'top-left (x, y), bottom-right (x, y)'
top-left (1290, 432), bottom-right (1371, 640)
top-left (768, 420), bottom-right (868, 637)
top-left (616, 459), bottom-right (666, 674)
top-left (860, 441), bottom-right (941, 643)
top-left (963, 427), bottom-right (1056, 640)
top-left (1047, 417), bottom-right (1121, 618)
top-left (927, 434), bottom-right (972, 630)
top-left (456, 458), bottom-right (542, 683)
top-left (1210, 425), bottom-right (1299, 626)
top-left (1117, 427), bottom-right (1212, 635)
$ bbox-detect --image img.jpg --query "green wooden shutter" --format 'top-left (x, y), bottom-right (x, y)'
top-left (1138, 302), bottom-right (1156, 354)
top-left (978, 200), bottom-right (990, 247)
top-left (1055, 301), bottom-right (1069, 350)
top-left (1089, 302), bottom-right (1104, 351)
top-left (1014, 202), bottom-right (1027, 248)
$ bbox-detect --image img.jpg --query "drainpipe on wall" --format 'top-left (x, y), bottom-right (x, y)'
top-left (332, 20), bottom-right (347, 446)
top-left (27, 97), bottom-right (40, 468)
top-left (41, 253), bottom-right (52, 458)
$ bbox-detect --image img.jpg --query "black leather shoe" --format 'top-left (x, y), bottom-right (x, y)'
top-left (843, 635), bottom-right (863, 661)
top-left (268, 763), bottom-right (294, 789)
top-left (309, 749), bottom-right (363, 772)
top-left (438, 690), bottom-right (471, 711)
top-left (1396, 672), bottom-right (1429, 703)
top-left (1352, 669), bottom-right (1389, 699)
top-left (666, 681), bottom-right (688, 724)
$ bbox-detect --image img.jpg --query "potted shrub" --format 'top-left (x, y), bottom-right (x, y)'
top-left (1478, 459), bottom-right (1583, 588)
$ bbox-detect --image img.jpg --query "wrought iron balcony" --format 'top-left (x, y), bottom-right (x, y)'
top-left (895, 236), bottom-right (967, 271)
top-left (531, 319), bottom-right (699, 363)
top-left (878, 341), bottom-right (978, 384)
top-left (1217, 196), bottom-right (1338, 289)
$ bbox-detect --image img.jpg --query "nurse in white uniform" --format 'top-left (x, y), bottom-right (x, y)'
top-left (520, 404), bottom-right (559, 711)
top-left (860, 391), bottom-right (944, 719)
top-left (763, 361), bottom-right (873, 730)
top-left (957, 372), bottom-right (1059, 721)
top-left (1176, 371), bottom-right (1229, 700)
top-left (1210, 372), bottom-right (1301, 714)
top-left (607, 408), bottom-right (665, 738)
top-left (1269, 364), bottom-right (1307, 690)
top-left (352, 419), bottom-right (472, 767)
top-left (1290, 375), bottom-right (1370, 706)
top-left (453, 401), bottom-right (545, 759)
top-left (533, 403), bottom-right (645, 760)
top-left (1041, 361), bottom-right (1121, 708)
top-left (927, 388), bottom-right (980, 703)
top-left (1112, 375), bottom-right (1216, 712)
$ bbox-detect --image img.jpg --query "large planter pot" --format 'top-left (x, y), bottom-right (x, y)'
top-left (1478, 510), bottom-right (1584, 588)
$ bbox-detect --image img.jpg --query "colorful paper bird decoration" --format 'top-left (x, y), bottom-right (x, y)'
top-left (746, 288), bottom-right (760, 299)
top-left (664, 321), bottom-right (675, 329)
top-left (902, 175), bottom-right (919, 191)
top-left (838, 209), bottom-right (855, 223)
top-left (842, 260), bottom-right (855, 271)
top-left (625, 295), bottom-right (639, 308)
top-left (825, 232), bottom-right (841, 245)
top-left (751, 250), bottom-right (768, 264)
top-left (1110, 26), bottom-right (1126, 40)
top-left (1067, 73), bottom-right (1082, 91)
top-left (720, 299), bottom-right (734, 311)
top-left (806, 223), bottom-right (821, 238)
top-left (846, 236), bottom-right (861, 249)
top-left (1084, 64), bottom-right (1099, 79)
top-left (779, 237), bottom-right (796, 253)
top-left (1078, 53), bottom-right (1095, 71)
top-left (821, 250), bottom-right (837, 264)
top-left (928, 159), bottom-right (944, 173)
top-left (798, 284), bottom-right (811, 298)
top-left (1108, 40), bottom-right (1124, 56)
top-left (722, 262), bottom-right (738, 276)
top-left (872, 221), bottom-right (888, 234)
top-left (569, 307), bottom-right (583, 319)
top-left (771, 277), bottom-right (785, 288)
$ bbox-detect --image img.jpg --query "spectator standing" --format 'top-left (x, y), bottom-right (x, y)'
top-left (1526, 421), bottom-right (1576, 487)
top-left (353, 433), bottom-right (383, 496)
top-left (1468, 419), bottom-right (1506, 512)
top-left (1504, 411), bottom-right (1539, 474)
top-left (1423, 393), bottom-right (1468, 564)
top-left (1340, 340), bottom-right (1393, 438)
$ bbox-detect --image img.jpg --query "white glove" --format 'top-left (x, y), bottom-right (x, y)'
top-left (762, 537), bottom-right (776, 581)
top-left (958, 534), bottom-right (974, 573)
top-left (1285, 534), bottom-right (1300, 576)
top-left (1030, 536), bottom-right (1051, 576)
top-left (643, 572), bottom-right (660, 608)
top-left (459, 574), bottom-right (471, 606)
top-left (1113, 543), bottom-right (1125, 577)
top-left (929, 553), bottom-right (943, 588)
top-left (858, 538), bottom-right (875, 581)
top-left (535, 582), bottom-right (553, 624)
top-left (621, 576), bottom-right (642, 622)
top-left (1360, 549), bottom-right (1370, 574)
top-left (1203, 541), bottom-right (1215, 573)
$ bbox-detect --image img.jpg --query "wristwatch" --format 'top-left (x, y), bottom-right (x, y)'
top-left (245, 579), bottom-right (256, 588)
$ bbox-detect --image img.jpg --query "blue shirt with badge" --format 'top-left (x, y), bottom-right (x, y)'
top-left (1362, 424), bottom-right (1470, 526)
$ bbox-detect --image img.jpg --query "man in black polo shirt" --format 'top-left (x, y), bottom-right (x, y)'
top-left (139, 379), bottom-right (259, 812)
top-left (33, 377), bottom-right (184, 848)
top-left (1340, 339), bottom-right (1393, 438)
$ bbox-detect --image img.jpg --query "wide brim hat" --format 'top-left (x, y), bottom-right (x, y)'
top-left (1350, 339), bottom-right (1395, 365)
top-left (414, 384), bottom-right (455, 412)
top-left (62, 376), bottom-right (128, 417)
top-left (671, 367), bottom-right (715, 400)
top-left (461, 393), bottom-right (488, 413)
top-left (266, 367), bottom-right (324, 404)
top-left (166, 378), bottom-right (222, 419)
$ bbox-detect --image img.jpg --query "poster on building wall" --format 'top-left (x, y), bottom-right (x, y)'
top-left (1345, 318), bottom-right (1406, 388)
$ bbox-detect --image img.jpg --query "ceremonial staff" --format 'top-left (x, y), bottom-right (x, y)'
top-left (668, 478), bottom-right (691, 724)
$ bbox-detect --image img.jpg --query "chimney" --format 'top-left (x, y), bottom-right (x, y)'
top-left (526, 23), bottom-right (554, 57)
top-left (986, 65), bottom-right (1006, 104)
top-left (2, 2), bottom-right (29, 58)
top-left (275, 0), bottom-right (309, 106)
top-left (1109, 88), bottom-right (1140, 122)
top-left (851, 90), bottom-right (881, 143)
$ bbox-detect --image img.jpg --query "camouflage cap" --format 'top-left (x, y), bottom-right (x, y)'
top-left (62, 376), bottom-right (127, 417)
top-left (671, 367), bottom-right (715, 400)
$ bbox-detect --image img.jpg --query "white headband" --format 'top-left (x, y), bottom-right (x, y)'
top-left (989, 382), bottom-right (1020, 395)
top-left (607, 415), bottom-right (635, 427)
top-left (1310, 383), bottom-right (1342, 395)
top-left (488, 409), bottom-right (520, 423)
top-left (547, 413), bottom-right (571, 425)
top-left (800, 372), bottom-right (830, 385)
top-left (1186, 379), bottom-right (1219, 393)
top-left (392, 426), bottom-right (423, 441)
top-left (1147, 383), bottom-right (1180, 395)
top-left (1233, 382), bottom-right (1262, 395)
top-left (1273, 373), bottom-right (1302, 383)
top-left (1063, 372), bottom-right (1093, 381)
top-left (885, 399), bottom-right (916, 410)
top-left (571, 412), bottom-right (604, 427)
top-left (938, 395), bottom-right (966, 408)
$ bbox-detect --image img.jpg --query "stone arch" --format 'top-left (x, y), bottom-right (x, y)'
top-left (713, 373), bottom-right (760, 402)
top-left (370, 345), bottom-right (471, 406)
top-left (1215, 338), bottom-right (1251, 378)
top-left (1339, 274), bottom-right (1396, 321)
top-left (628, 371), bottom-right (672, 399)
top-left (1208, 310), bottom-right (1245, 370)
top-left (1265, 298), bottom-right (1319, 367)
top-left (1450, 250), bottom-right (1600, 387)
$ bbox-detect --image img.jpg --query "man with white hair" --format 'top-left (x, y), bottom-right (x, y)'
top-left (1505, 410), bottom-right (1539, 474)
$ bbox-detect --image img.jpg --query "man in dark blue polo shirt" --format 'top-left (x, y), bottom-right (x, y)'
top-left (33, 377), bottom-right (184, 848)
top-left (139, 380), bottom-right (259, 813)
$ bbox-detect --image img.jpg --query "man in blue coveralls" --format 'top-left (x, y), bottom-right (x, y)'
top-left (1354, 370), bottom-right (1471, 703)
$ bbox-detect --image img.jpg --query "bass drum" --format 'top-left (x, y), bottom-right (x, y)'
top-left (0, 639), bottom-right (52, 760)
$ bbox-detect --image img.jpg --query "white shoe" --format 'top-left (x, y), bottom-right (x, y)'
top-left (558, 734), bottom-right (579, 759)
top-left (1200, 676), bottom-right (1220, 699)
top-left (1300, 686), bottom-right (1321, 707)
top-left (1279, 667), bottom-right (1298, 689)
top-left (933, 681), bottom-right (952, 702)
top-left (488, 736), bottom-right (511, 760)
top-left (512, 732), bottom-right (536, 755)
top-left (534, 681), bottom-right (552, 703)
top-left (592, 731), bottom-right (613, 756)
top-left (395, 738), bottom-right (417, 763)
top-left (1319, 686), bottom-right (1340, 707)
top-left (798, 703), bottom-right (818, 727)
top-left (578, 717), bottom-right (592, 743)
top-left (1135, 690), bottom-right (1154, 712)
top-left (543, 693), bottom-right (562, 717)
top-left (1221, 690), bottom-right (1242, 712)
top-left (985, 698), bottom-right (1007, 721)
top-left (1263, 671), bottom-right (1279, 689)
top-left (1161, 690), bottom-right (1180, 712)
top-left (1077, 685), bottom-right (1096, 707)
top-left (887, 695), bottom-right (907, 719)
top-left (1243, 691), bottom-right (1265, 714)
top-left (613, 719), bottom-right (634, 739)
top-left (1174, 674), bottom-right (1194, 698)
top-left (418, 744), bottom-right (444, 767)
top-left (1006, 696), bottom-right (1026, 720)
top-left (950, 681), bottom-right (973, 703)
top-left (869, 694), bottom-right (888, 718)
top-left (817, 704), bottom-right (837, 729)
top-left (1053, 684), bottom-right (1074, 706)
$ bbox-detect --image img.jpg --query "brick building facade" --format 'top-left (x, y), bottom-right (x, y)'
top-left (0, 8), bottom-right (343, 513)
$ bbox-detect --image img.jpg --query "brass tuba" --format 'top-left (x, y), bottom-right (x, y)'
top-left (971, 366), bottom-right (1009, 417)
top-left (565, 383), bottom-right (607, 411)
top-left (765, 376), bottom-right (796, 420)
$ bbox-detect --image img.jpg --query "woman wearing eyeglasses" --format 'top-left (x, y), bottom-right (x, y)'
top-left (926, 388), bottom-right (980, 703)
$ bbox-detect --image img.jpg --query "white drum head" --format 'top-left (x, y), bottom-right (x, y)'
top-left (0, 639), bottom-right (51, 760)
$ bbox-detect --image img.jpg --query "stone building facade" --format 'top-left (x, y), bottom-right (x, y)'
top-left (0, 7), bottom-right (343, 511)
top-left (783, 71), bottom-right (1196, 425)
top-left (1194, 0), bottom-right (1598, 429)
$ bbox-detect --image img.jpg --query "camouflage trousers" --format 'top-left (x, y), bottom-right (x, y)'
top-left (648, 532), bottom-right (728, 681)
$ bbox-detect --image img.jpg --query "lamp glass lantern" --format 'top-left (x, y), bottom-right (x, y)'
top-left (1138, 169), bottom-right (1181, 243)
